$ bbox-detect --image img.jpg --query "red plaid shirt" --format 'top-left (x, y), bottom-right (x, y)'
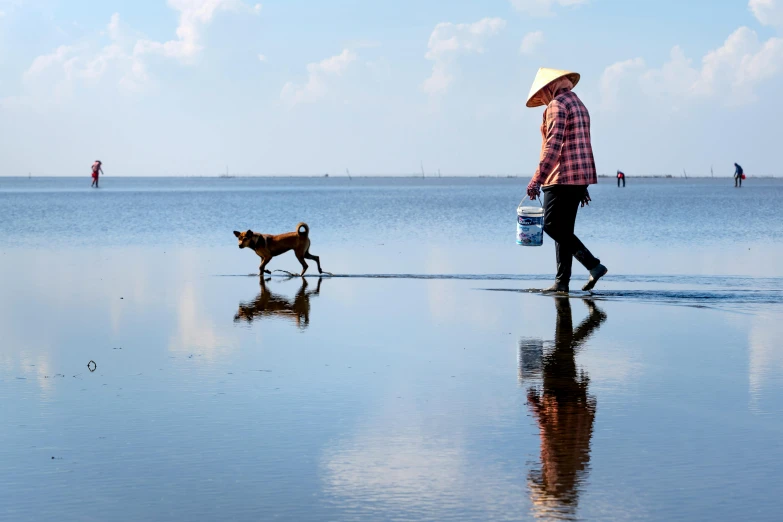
top-left (532, 90), bottom-right (597, 187)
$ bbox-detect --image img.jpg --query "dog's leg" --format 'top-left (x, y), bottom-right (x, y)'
top-left (305, 251), bottom-right (332, 276)
top-left (259, 257), bottom-right (272, 275)
top-left (304, 252), bottom-right (323, 274)
top-left (296, 254), bottom-right (309, 277)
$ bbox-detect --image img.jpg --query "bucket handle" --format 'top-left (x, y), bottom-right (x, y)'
top-left (518, 195), bottom-right (543, 209)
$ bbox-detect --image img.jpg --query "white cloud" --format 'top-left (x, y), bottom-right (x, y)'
top-left (602, 25), bottom-right (783, 108)
top-left (107, 12), bottom-right (121, 41)
top-left (509, 0), bottom-right (588, 17)
top-left (600, 57), bottom-right (645, 110)
top-left (519, 30), bottom-right (544, 55)
top-left (601, 0), bottom-right (783, 109)
top-left (17, 15), bottom-right (145, 97)
top-left (6, 1), bottom-right (260, 105)
top-left (280, 49), bottom-right (357, 106)
top-left (134, 0), bottom-right (260, 62)
top-left (648, 27), bottom-right (783, 103)
top-left (750, 0), bottom-right (783, 28)
top-left (258, 53), bottom-right (267, 62)
top-left (24, 45), bottom-right (76, 79)
top-left (422, 17), bottom-right (506, 95)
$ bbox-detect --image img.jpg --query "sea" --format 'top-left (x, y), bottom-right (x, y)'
top-left (1, 176), bottom-right (782, 521)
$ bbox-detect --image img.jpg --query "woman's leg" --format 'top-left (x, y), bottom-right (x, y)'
top-left (543, 186), bottom-right (600, 287)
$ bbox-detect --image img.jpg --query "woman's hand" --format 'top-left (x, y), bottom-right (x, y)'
top-left (526, 180), bottom-right (541, 200)
top-left (581, 189), bottom-right (591, 207)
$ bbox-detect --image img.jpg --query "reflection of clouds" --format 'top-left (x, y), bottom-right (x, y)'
top-left (322, 426), bottom-right (465, 504)
top-left (321, 399), bottom-right (531, 519)
top-left (749, 313), bottom-right (783, 412)
top-left (166, 250), bottom-right (240, 359)
top-left (30, 354), bottom-right (55, 393)
top-left (426, 279), bottom-right (504, 329)
top-left (168, 282), bottom-right (237, 359)
top-left (0, 247), bottom-right (244, 392)
top-left (0, 352), bottom-right (56, 397)
top-left (576, 346), bottom-right (641, 390)
top-left (0, 267), bottom-right (57, 396)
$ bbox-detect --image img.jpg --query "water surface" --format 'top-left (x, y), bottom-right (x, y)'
top-left (2, 177), bottom-right (782, 521)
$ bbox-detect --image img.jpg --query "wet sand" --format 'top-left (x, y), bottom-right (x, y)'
top-left (2, 250), bottom-right (783, 521)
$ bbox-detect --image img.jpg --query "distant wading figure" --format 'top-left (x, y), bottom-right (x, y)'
top-left (91, 160), bottom-right (103, 188)
top-left (525, 68), bottom-right (608, 293)
top-left (734, 163), bottom-right (744, 188)
top-left (617, 170), bottom-right (626, 187)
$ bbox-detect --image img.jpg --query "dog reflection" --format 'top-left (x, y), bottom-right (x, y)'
top-left (522, 297), bottom-right (607, 519)
top-left (234, 277), bottom-right (323, 329)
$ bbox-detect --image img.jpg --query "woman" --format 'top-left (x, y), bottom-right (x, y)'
top-left (525, 68), bottom-right (608, 293)
top-left (91, 160), bottom-right (103, 188)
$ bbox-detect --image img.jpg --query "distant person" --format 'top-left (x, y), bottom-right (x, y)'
top-left (734, 163), bottom-right (743, 188)
top-left (525, 68), bottom-right (608, 293)
top-left (91, 160), bottom-right (103, 188)
top-left (617, 170), bottom-right (626, 187)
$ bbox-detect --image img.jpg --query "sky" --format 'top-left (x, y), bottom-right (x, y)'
top-left (0, 0), bottom-right (781, 177)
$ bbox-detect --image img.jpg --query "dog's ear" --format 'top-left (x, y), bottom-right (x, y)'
top-left (245, 229), bottom-right (253, 236)
top-left (233, 230), bottom-right (241, 238)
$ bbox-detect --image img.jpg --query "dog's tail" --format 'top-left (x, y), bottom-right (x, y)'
top-left (296, 222), bottom-right (309, 237)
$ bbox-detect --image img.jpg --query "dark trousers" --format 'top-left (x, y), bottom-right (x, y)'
top-left (543, 185), bottom-right (600, 285)
top-left (617, 177), bottom-right (625, 187)
top-left (735, 175), bottom-right (742, 187)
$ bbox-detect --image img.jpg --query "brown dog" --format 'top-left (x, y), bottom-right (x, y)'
top-left (233, 222), bottom-right (327, 277)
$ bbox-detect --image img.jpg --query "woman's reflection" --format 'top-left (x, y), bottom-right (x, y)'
top-left (234, 277), bottom-right (323, 329)
top-left (523, 297), bottom-right (607, 518)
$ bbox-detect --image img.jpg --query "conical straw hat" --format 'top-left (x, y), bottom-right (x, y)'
top-left (526, 68), bottom-right (581, 108)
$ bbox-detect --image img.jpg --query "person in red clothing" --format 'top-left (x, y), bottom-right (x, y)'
top-left (617, 170), bottom-right (626, 188)
top-left (91, 160), bottom-right (103, 188)
top-left (525, 68), bottom-right (608, 294)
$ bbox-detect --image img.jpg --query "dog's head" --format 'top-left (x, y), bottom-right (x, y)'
top-left (233, 229), bottom-right (254, 249)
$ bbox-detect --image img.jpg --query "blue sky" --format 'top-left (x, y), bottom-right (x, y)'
top-left (0, 0), bottom-right (781, 176)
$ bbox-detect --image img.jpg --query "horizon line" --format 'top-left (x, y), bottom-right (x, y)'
top-left (0, 174), bottom-right (777, 179)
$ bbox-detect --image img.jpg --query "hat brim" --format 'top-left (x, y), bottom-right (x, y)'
top-left (526, 72), bottom-right (581, 108)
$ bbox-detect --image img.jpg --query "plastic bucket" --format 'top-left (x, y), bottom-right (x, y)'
top-left (517, 197), bottom-right (544, 246)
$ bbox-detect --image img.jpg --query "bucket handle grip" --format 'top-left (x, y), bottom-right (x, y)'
top-left (518, 195), bottom-right (543, 209)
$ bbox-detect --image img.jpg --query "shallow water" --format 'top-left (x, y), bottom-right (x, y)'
top-left (2, 177), bottom-right (783, 521)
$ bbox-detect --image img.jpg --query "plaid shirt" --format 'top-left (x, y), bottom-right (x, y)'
top-left (532, 90), bottom-right (597, 187)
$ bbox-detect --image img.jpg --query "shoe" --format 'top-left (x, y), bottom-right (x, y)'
top-left (582, 264), bottom-right (608, 292)
top-left (542, 283), bottom-right (569, 294)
